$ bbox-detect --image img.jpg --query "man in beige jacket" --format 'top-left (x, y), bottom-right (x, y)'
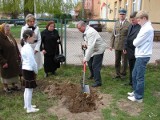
top-left (77, 21), bottom-right (107, 87)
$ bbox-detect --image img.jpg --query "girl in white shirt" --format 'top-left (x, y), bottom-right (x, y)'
top-left (21, 30), bottom-right (39, 113)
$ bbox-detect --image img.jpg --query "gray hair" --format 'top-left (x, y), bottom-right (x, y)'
top-left (77, 21), bottom-right (86, 27)
top-left (25, 14), bottom-right (35, 22)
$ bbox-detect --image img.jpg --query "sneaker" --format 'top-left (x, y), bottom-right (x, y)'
top-left (127, 91), bottom-right (135, 96)
top-left (26, 108), bottom-right (39, 113)
top-left (127, 96), bottom-right (143, 103)
top-left (24, 105), bottom-right (37, 109)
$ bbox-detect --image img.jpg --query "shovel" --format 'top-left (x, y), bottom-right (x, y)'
top-left (81, 62), bottom-right (90, 94)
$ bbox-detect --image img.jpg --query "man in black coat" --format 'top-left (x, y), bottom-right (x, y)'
top-left (123, 12), bottom-right (141, 86)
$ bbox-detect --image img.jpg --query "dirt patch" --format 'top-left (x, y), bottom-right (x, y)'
top-left (44, 82), bottom-right (112, 119)
top-left (117, 99), bottom-right (143, 116)
top-left (153, 91), bottom-right (160, 98)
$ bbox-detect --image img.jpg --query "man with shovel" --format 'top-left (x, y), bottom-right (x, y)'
top-left (77, 21), bottom-right (107, 87)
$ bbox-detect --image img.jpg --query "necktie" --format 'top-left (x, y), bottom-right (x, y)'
top-left (131, 25), bottom-right (134, 31)
top-left (120, 22), bottom-right (122, 27)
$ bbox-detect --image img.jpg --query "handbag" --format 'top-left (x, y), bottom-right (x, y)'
top-left (54, 42), bottom-right (66, 63)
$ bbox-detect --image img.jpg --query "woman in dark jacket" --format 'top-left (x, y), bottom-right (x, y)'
top-left (0, 23), bottom-right (21, 92)
top-left (41, 21), bottom-right (60, 77)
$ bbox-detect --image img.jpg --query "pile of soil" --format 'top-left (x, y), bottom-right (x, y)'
top-left (44, 82), bottom-right (103, 113)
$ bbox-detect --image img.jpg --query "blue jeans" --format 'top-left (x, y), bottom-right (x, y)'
top-left (132, 57), bottom-right (150, 100)
top-left (87, 53), bottom-right (104, 84)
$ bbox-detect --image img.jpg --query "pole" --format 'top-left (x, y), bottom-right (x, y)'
top-left (82, 0), bottom-right (84, 19)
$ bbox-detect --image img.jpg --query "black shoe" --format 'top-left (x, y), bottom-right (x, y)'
top-left (52, 72), bottom-right (57, 76)
top-left (4, 88), bottom-right (12, 93)
top-left (92, 83), bottom-right (102, 87)
top-left (11, 86), bottom-right (21, 91)
top-left (129, 82), bottom-right (132, 86)
top-left (44, 73), bottom-right (48, 78)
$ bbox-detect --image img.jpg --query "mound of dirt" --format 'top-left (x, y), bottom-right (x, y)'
top-left (44, 82), bottom-right (104, 113)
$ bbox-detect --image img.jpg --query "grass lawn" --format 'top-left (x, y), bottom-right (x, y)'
top-left (10, 26), bottom-right (22, 39)
top-left (10, 25), bottom-right (46, 39)
top-left (0, 65), bottom-right (160, 120)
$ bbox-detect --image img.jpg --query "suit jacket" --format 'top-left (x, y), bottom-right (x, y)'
top-left (110, 20), bottom-right (130, 50)
top-left (124, 24), bottom-right (141, 60)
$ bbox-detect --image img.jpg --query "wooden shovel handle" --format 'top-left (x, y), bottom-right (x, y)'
top-left (83, 63), bottom-right (86, 72)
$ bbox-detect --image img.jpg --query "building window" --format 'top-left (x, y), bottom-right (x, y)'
top-left (132, 0), bottom-right (136, 12)
top-left (137, 0), bottom-right (142, 10)
top-left (125, 0), bottom-right (128, 10)
top-left (119, 0), bottom-right (122, 10)
top-left (114, 1), bottom-right (117, 20)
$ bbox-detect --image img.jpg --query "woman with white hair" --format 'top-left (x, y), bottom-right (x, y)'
top-left (20, 14), bottom-right (43, 70)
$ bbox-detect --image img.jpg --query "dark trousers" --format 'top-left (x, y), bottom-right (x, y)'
top-left (87, 53), bottom-right (104, 84)
top-left (128, 58), bottom-right (136, 84)
top-left (115, 50), bottom-right (128, 76)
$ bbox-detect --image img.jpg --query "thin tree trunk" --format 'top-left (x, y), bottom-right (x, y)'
top-left (24, 0), bottom-right (34, 17)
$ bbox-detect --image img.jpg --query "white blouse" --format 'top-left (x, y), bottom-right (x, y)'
top-left (21, 43), bottom-right (38, 74)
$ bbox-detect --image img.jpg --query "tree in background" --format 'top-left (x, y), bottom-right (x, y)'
top-left (24, 0), bottom-right (34, 17)
top-left (0, 0), bottom-right (22, 18)
top-left (0, 0), bottom-right (74, 18)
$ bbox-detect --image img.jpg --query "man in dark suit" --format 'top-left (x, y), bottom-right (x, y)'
top-left (123, 12), bottom-right (141, 86)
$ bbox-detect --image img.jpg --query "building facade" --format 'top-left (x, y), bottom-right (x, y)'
top-left (100, 0), bottom-right (160, 31)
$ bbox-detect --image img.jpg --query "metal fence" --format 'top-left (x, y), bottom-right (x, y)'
top-left (63, 19), bottom-right (115, 65)
top-left (0, 19), bottom-right (160, 65)
top-left (63, 19), bottom-right (160, 65)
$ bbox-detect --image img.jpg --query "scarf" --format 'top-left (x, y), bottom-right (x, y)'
top-left (28, 26), bottom-right (36, 31)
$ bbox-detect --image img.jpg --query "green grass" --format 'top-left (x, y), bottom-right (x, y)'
top-left (0, 65), bottom-right (160, 120)
top-left (10, 22), bottom-right (74, 39)
top-left (10, 26), bottom-right (22, 39)
top-left (10, 25), bottom-right (46, 39)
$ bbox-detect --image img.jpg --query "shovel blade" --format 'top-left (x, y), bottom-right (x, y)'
top-left (83, 85), bottom-right (90, 94)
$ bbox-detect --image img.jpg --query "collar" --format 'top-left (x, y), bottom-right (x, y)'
top-left (84, 25), bottom-right (90, 34)
top-left (119, 19), bottom-right (126, 24)
top-left (25, 24), bottom-right (36, 31)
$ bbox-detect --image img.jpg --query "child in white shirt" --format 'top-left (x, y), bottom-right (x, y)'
top-left (21, 30), bottom-right (39, 113)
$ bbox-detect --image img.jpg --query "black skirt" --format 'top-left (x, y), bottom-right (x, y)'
top-left (22, 70), bottom-right (37, 88)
